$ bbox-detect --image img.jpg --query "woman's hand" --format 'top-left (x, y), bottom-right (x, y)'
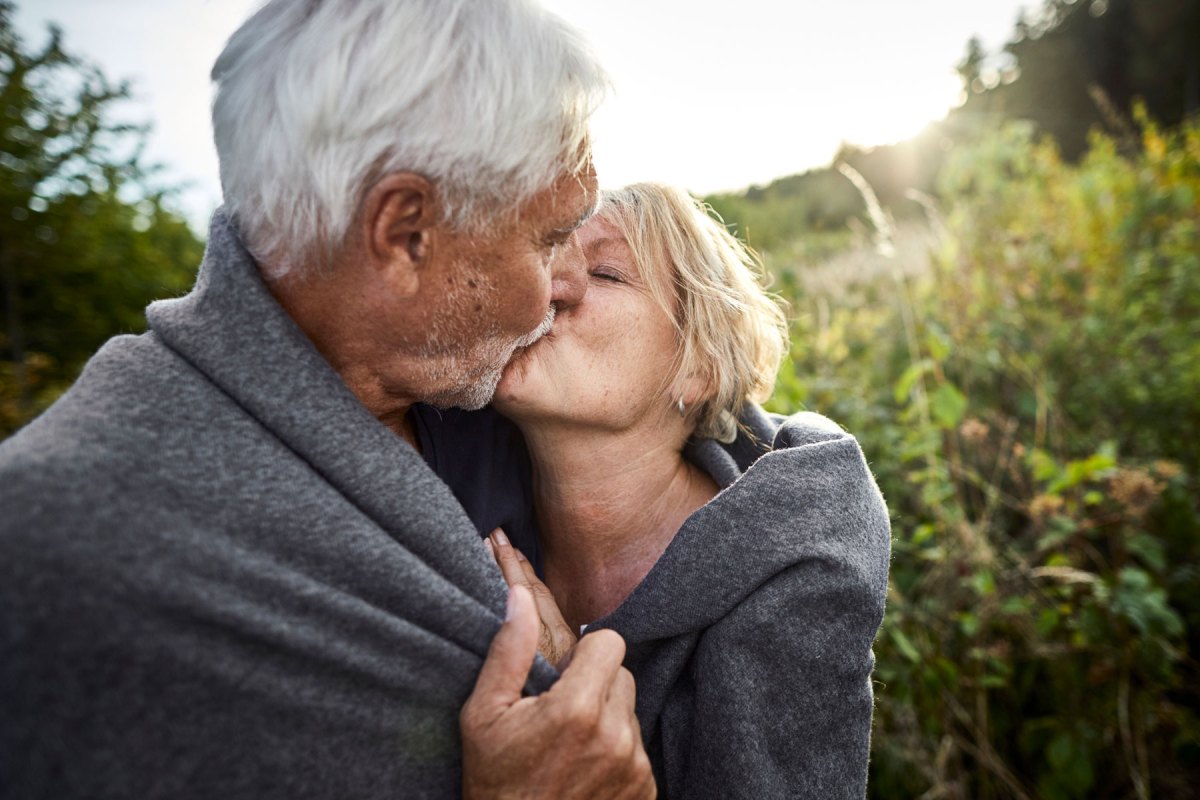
top-left (487, 528), bottom-right (578, 668)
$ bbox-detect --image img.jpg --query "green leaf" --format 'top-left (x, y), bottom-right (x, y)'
top-left (911, 523), bottom-right (936, 545)
top-left (1111, 567), bottom-right (1185, 637)
top-left (888, 625), bottom-right (922, 663)
top-left (930, 382), bottom-right (968, 429)
top-left (969, 570), bottom-right (996, 596)
top-left (1037, 522), bottom-right (1074, 552)
top-left (1001, 596), bottom-right (1030, 615)
top-left (1036, 608), bottom-right (1060, 637)
top-left (1030, 449), bottom-right (1061, 483)
top-left (893, 358), bottom-right (934, 404)
top-left (1047, 732), bottom-right (1076, 768)
top-left (926, 329), bottom-right (952, 362)
top-left (1128, 535), bottom-right (1167, 572)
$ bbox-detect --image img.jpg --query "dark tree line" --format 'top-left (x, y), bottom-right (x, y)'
top-left (955, 0), bottom-right (1200, 158)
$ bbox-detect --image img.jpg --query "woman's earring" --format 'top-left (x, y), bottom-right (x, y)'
top-left (676, 397), bottom-right (686, 417)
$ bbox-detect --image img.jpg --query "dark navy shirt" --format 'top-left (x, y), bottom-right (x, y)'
top-left (409, 404), bottom-right (545, 575)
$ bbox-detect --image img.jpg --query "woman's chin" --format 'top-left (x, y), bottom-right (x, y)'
top-left (496, 332), bottom-right (563, 415)
top-left (494, 350), bottom-right (533, 408)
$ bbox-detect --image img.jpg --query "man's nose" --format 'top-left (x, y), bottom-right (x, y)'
top-left (549, 231), bottom-right (587, 309)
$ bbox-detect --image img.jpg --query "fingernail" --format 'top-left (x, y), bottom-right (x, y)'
top-left (514, 548), bottom-right (526, 562)
top-left (492, 528), bottom-right (509, 547)
top-left (484, 537), bottom-right (496, 560)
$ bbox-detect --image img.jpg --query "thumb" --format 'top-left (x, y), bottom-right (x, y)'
top-left (469, 584), bottom-right (540, 715)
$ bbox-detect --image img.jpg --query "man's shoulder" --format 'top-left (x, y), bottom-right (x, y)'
top-left (0, 329), bottom-right (263, 561)
top-left (1, 331), bottom-right (203, 479)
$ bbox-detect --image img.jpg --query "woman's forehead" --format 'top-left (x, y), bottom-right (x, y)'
top-left (582, 217), bottom-right (632, 255)
top-left (584, 234), bottom-right (628, 257)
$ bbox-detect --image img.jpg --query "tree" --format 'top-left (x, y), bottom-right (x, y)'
top-left (953, 0), bottom-right (1200, 159)
top-left (955, 36), bottom-right (987, 93)
top-left (0, 1), bottom-right (203, 436)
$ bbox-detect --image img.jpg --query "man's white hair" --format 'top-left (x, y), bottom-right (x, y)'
top-left (211, 0), bottom-right (606, 277)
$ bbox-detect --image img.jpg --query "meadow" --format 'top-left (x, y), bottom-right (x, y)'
top-left (741, 116), bottom-right (1200, 799)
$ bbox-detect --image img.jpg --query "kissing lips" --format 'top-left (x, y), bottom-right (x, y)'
top-left (507, 306), bottom-right (556, 364)
top-left (515, 306), bottom-right (557, 349)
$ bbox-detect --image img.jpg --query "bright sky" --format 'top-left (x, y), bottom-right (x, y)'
top-left (13, 0), bottom-right (1029, 233)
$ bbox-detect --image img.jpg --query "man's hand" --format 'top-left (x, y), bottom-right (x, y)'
top-left (460, 584), bottom-right (656, 800)
top-left (487, 528), bottom-right (578, 667)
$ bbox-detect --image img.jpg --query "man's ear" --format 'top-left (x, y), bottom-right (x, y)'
top-left (358, 172), bottom-right (440, 297)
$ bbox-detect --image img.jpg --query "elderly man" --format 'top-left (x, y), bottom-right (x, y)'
top-left (0, 1), bottom-right (654, 798)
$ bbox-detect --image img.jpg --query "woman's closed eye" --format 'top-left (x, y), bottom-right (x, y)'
top-left (590, 265), bottom-right (625, 283)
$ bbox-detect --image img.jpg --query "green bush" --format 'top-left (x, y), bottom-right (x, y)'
top-left (766, 116), bottom-right (1200, 799)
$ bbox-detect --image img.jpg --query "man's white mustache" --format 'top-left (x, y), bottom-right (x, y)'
top-left (514, 306), bottom-right (556, 348)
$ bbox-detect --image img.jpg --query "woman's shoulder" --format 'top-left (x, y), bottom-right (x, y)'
top-left (596, 405), bottom-right (890, 644)
top-left (701, 407), bottom-right (891, 588)
top-left (759, 410), bottom-right (887, 534)
top-left (771, 410), bottom-right (852, 445)
top-left (697, 410), bottom-right (890, 631)
top-left (759, 412), bottom-right (878, 494)
top-left (742, 404), bottom-right (860, 449)
top-left (687, 405), bottom-right (868, 489)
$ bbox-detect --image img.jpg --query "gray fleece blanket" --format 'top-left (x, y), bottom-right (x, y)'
top-left (588, 408), bottom-right (892, 799)
top-left (0, 212), bottom-right (551, 799)
top-left (416, 395), bottom-right (892, 797)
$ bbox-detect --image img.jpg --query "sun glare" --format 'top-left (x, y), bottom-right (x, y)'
top-left (836, 70), bottom-right (965, 148)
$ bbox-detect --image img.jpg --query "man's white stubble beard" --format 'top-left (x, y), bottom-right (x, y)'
top-left (514, 305), bottom-right (556, 349)
top-left (424, 305), bottom-right (556, 411)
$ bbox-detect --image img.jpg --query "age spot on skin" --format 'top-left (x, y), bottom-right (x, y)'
top-left (474, 304), bottom-right (483, 312)
top-left (467, 279), bottom-right (478, 289)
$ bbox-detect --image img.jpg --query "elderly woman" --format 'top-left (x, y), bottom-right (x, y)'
top-left (412, 183), bottom-right (890, 798)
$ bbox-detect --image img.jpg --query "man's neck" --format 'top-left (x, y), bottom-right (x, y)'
top-left (321, 359), bottom-right (414, 445)
top-left (262, 265), bottom-right (421, 449)
top-left (518, 420), bottom-right (718, 631)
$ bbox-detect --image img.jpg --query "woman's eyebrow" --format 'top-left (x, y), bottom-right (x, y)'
top-left (584, 236), bottom-right (626, 255)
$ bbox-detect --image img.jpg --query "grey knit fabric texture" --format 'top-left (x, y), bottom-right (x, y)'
top-left (0, 210), bottom-right (891, 800)
top-left (0, 212), bottom-right (555, 799)
top-left (591, 406), bottom-right (892, 799)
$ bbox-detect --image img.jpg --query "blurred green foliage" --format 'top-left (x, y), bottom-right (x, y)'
top-left (763, 116), bottom-right (1200, 798)
top-left (0, 1), bottom-right (203, 435)
top-left (718, 14), bottom-right (1200, 789)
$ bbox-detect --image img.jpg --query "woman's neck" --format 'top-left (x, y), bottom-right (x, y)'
top-left (519, 421), bottom-right (719, 631)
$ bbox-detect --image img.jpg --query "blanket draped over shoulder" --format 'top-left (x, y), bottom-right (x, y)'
top-left (591, 408), bottom-right (892, 799)
top-left (415, 401), bottom-right (892, 799)
top-left (0, 212), bottom-right (555, 799)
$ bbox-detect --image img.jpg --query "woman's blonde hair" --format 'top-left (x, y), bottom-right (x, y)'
top-left (598, 183), bottom-right (789, 443)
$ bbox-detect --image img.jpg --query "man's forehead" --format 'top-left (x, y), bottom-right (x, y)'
top-left (528, 170), bottom-right (599, 231)
top-left (552, 195), bottom-right (599, 235)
